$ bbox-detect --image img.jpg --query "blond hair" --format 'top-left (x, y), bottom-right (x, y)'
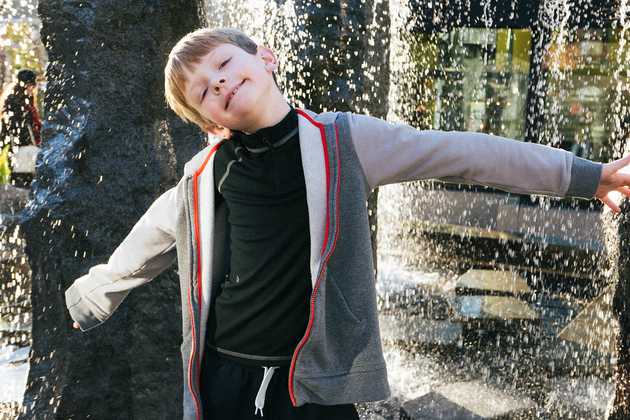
top-left (164, 28), bottom-right (258, 131)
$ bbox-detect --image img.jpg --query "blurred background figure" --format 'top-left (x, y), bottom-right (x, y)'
top-left (0, 68), bottom-right (41, 188)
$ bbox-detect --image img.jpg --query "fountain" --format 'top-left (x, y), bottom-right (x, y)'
top-left (379, 0), bottom-right (628, 418)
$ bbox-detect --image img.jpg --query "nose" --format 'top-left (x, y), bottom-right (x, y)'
top-left (213, 77), bottom-right (226, 94)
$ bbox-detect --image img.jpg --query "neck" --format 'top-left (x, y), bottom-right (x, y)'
top-left (241, 89), bottom-right (291, 134)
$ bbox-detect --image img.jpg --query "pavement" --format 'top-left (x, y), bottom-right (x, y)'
top-left (357, 262), bottom-right (615, 419)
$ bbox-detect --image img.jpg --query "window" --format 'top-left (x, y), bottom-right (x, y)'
top-left (539, 28), bottom-right (627, 162)
top-left (405, 25), bottom-right (628, 165)
top-left (407, 28), bottom-right (532, 140)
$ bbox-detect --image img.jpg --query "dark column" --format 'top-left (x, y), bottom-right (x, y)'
top-left (606, 202), bottom-right (630, 419)
top-left (292, 0), bottom-right (389, 274)
top-left (601, 1), bottom-right (630, 417)
top-left (17, 1), bottom-right (206, 419)
top-left (275, 0), bottom-right (391, 273)
top-left (606, 92), bottom-right (630, 418)
top-left (604, 4), bottom-right (630, 416)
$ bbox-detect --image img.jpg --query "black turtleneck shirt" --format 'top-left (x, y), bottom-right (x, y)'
top-left (206, 107), bottom-right (311, 365)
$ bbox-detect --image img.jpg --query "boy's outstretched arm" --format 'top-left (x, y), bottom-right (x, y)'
top-left (346, 112), bottom-right (616, 207)
top-left (65, 179), bottom-right (181, 332)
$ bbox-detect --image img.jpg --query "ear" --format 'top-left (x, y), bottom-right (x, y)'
top-left (205, 124), bottom-right (232, 139)
top-left (257, 45), bottom-right (279, 72)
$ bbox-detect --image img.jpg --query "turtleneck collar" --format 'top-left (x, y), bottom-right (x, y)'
top-left (232, 106), bottom-right (298, 152)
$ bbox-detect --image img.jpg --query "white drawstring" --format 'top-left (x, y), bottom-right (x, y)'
top-left (254, 366), bottom-right (278, 417)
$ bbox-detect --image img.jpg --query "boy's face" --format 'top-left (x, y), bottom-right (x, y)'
top-left (183, 43), bottom-right (279, 134)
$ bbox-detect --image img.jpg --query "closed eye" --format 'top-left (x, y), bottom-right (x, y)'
top-left (200, 87), bottom-right (207, 103)
top-left (220, 58), bottom-right (231, 69)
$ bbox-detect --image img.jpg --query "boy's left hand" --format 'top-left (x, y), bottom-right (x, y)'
top-left (595, 154), bottom-right (630, 214)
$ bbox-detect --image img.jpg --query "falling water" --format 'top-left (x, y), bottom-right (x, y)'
top-left (378, 0), bottom-right (624, 418)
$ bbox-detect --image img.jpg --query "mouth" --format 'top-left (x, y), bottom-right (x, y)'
top-left (225, 80), bottom-right (246, 110)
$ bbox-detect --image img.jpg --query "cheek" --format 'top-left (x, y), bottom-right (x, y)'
top-left (204, 100), bottom-right (223, 115)
top-left (242, 60), bottom-right (268, 83)
top-left (197, 103), bottom-right (222, 124)
top-left (242, 72), bottom-right (270, 98)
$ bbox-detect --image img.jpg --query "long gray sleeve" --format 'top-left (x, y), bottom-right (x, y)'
top-left (65, 184), bottom-right (180, 331)
top-left (347, 112), bottom-right (602, 199)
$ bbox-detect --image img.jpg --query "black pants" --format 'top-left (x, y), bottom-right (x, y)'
top-left (200, 350), bottom-right (359, 420)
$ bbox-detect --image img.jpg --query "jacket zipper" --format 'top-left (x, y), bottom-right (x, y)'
top-left (184, 176), bottom-right (202, 420)
top-left (287, 118), bottom-right (341, 406)
top-left (187, 140), bottom-right (225, 419)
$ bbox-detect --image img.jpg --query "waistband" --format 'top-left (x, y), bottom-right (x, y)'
top-left (205, 344), bottom-right (293, 367)
top-left (203, 348), bottom-right (283, 418)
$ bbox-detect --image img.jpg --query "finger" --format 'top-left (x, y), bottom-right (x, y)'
top-left (617, 186), bottom-right (630, 198)
top-left (622, 172), bottom-right (630, 186)
top-left (602, 196), bottom-right (621, 214)
top-left (608, 173), bottom-right (630, 192)
top-left (601, 171), bottom-right (630, 190)
top-left (610, 153), bottom-right (630, 172)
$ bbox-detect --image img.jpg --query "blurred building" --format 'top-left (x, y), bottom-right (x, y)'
top-left (383, 0), bottom-right (624, 283)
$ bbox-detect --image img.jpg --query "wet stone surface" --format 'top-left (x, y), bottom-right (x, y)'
top-left (545, 376), bottom-right (613, 419)
top-left (455, 269), bottom-right (532, 297)
top-left (400, 380), bottom-right (537, 419)
top-left (360, 265), bottom-right (615, 420)
top-left (400, 392), bottom-right (487, 419)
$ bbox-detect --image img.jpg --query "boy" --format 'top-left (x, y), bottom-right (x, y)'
top-left (66, 27), bottom-right (630, 420)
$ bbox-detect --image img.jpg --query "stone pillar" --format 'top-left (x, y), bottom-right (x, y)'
top-left (276, 0), bottom-right (390, 273)
top-left (605, 202), bottom-right (630, 419)
top-left (17, 1), bottom-right (206, 418)
top-left (604, 12), bottom-right (630, 418)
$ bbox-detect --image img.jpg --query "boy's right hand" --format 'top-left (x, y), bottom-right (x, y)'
top-left (72, 321), bottom-right (80, 330)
